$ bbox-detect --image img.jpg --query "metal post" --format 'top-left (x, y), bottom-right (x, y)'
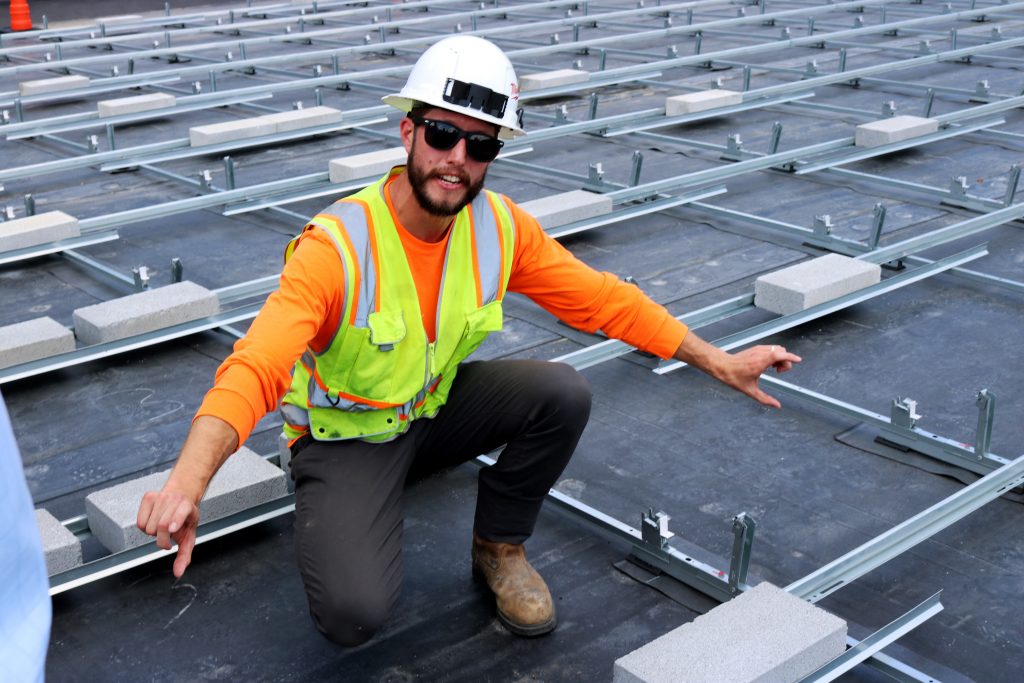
top-left (629, 151), bottom-right (643, 187)
top-left (768, 121), bottom-right (782, 154)
top-left (24, 194), bottom-right (35, 217)
top-left (868, 203), bottom-right (886, 250)
top-left (974, 390), bottom-right (995, 459)
top-left (223, 157), bottom-right (236, 190)
top-left (170, 257), bottom-right (183, 283)
top-left (728, 513), bottom-right (756, 593)
top-left (1004, 165), bottom-right (1021, 206)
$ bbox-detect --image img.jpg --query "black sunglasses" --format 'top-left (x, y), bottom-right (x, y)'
top-left (408, 114), bottom-right (504, 163)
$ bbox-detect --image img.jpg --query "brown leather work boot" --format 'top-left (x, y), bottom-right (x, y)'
top-left (471, 533), bottom-right (557, 637)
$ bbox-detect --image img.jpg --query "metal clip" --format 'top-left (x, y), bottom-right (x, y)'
top-left (891, 398), bottom-right (922, 430)
top-left (641, 509), bottom-right (674, 550)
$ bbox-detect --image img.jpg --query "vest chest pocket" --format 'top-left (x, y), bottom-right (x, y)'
top-left (368, 310), bottom-right (405, 351)
top-left (452, 300), bottom-right (504, 362)
top-left (344, 310), bottom-right (422, 402)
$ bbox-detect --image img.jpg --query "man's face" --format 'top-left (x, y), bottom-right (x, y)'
top-left (401, 108), bottom-right (498, 218)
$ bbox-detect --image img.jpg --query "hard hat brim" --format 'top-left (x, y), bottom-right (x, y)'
top-left (382, 93), bottom-right (525, 140)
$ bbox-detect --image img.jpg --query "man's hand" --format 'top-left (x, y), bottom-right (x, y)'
top-left (133, 415), bottom-right (240, 578)
top-left (137, 488), bottom-right (200, 578)
top-left (716, 344), bottom-right (801, 409)
top-left (673, 332), bottom-right (802, 408)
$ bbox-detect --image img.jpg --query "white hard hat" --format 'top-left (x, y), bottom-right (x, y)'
top-left (383, 36), bottom-right (524, 139)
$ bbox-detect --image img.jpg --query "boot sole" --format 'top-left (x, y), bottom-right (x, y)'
top-left (496, 608), bottom-right (557, 637)
top-left (472, 565), bottom-right (557, 637)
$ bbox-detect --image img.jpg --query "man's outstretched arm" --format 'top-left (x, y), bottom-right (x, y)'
top-left (136, 415), bottom-right (239, 578)
top-left (672, 331), bottom-right (801, 409)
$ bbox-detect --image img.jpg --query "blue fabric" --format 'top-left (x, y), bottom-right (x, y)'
top-left (0, 391), bottom-right (51, 682)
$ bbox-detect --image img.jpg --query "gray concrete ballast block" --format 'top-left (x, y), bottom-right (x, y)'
top-left (0, 317), bottom-right (76, 370)
top-left (0, 210), bottom-right (81, 253)
top-left (190, 106), bottom-right (344, 146)
top-left (98, 93), bottom-right (176, 117)
top-left (96, 15), bottom-right (144, 24)
top-left (72, 280), bottom-right (220, 346)
top-left (329, 147), bottom-right (407, 183)
top-left (754, 254), bottom-right (881, 316)
top-left (519, 69), bottom-right (590, 91)
top-left (855, 115), bottom-right (939, 148)
top-left (19, 75), bottom-right (91, 97)
top-left (613, 583), bottom-right (847, 683)
top-left (35, 508), bottom-right (83, 576)
top-left (665, 89), bottom-right (743, 116)
top-left (189, 118), bottom-right (277, 146)
top-left (262, 106), bottom-right (343, 133)
top-left (85, 447), bottom-right (288, 553)
top-left (518, 189), bottom-right (613, 229)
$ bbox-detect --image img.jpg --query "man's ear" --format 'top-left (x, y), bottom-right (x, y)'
top-left (400, 116), bottom-right (415, 154)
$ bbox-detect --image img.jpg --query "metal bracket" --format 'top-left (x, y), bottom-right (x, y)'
top-left (813, 214), bottom-right (833, 237)
top-left (723, 133), bottom-right (744, 161)
top-left (877, 391), bottom-right (1007, 475)
top-left (949, 176), bottom-right (970, 199)
top-left (971, 79), bottom-right (992, 102)
top-left (640, 509), bottom-right (674, 550)
top-left (199, 169), bottom-right (214, 191)
top-left (132, 266), bottom-right (150, 292)
top-left (583, 162), bottom-right (610, 192)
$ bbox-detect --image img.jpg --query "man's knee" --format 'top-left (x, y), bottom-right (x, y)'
top-left (308, 589), bottom-right (391, 647)
top-left (533, 362), bottom-right (592, 425)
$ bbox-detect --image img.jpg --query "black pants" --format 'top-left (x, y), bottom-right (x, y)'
top-left (289, 360), bottom-right (592, 647)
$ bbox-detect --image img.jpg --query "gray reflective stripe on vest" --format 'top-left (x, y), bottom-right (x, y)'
top-left (471, 192), bottom-right (503, 304)
top-left (317, 201), bottom-right (376, 327)
top-left (280, 403), bottom-right (310, 427)
top-left (301, 349), bottom-right (378, 412)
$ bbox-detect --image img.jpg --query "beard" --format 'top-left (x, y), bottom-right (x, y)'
top-left (406, 137), bottom-right (487, 217)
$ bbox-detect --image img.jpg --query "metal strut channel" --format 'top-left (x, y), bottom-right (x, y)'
top-left (0, 301), bottom-right (265, 385)
top-left (551, 294), bottom-right (753, 371)
top-left (798, 592), bottom-right (944, 683)
top-left (786, 452), bottom-right (1024, 603)
top-left (0, 231), bottom-right (120, 267)
top-left (49, 493), bottom-right (296, 596)
top-left (3, 92), bottom-right (275, 141)
top-left (763, 377), bottom-right (1011, 476)
top-left (655, 244), bottom-right (989, 375)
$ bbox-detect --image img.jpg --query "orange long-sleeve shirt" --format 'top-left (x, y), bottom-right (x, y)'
top-left (198, 183), bottom-right (688, 444)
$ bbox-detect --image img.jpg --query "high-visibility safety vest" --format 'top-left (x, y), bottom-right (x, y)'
top-left (280, 170), bottom-right (516, 443)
